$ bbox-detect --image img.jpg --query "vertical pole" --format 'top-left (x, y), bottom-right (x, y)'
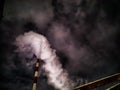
top-left (32, 59), bottom-right (40, 90)
top-left (0, 0), bottom-right (5, 22)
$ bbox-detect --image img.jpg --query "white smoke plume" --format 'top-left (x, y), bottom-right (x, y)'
top-left (15, 31), bottom-right (74, 90)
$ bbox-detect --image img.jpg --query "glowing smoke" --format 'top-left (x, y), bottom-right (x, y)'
top-left (15, 31), bottom-right (74, 90)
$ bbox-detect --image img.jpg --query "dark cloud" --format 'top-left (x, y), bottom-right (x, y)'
top-left (0, 0), bottom-right (120, 90)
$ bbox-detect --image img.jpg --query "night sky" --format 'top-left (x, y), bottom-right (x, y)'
top-left (0, 0), bottom-right (120, 90)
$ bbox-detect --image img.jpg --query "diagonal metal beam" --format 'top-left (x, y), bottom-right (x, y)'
top-left (74, 73), bottom-right (120, 90)
top-left (106, 83), bottom-right (120, 90)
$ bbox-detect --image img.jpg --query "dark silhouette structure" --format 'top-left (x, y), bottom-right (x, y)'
top-left (74, 73), bottom-right (120, 90)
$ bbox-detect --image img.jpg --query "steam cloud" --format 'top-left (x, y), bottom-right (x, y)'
top-left (1, 0), bottom-right (120, 90)
top-left (15, 31), bottom-right (74, 90)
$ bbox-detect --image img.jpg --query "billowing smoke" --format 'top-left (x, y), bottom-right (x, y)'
top-left (1, 0), bottom-right (120, 90)
top-left (15, 31), bottom-right (75, 90)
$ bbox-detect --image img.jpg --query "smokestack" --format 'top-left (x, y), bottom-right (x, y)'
top-left (15, 31), bottom-right (75, 90)
top-left (32, 59), bottom-right (40, 90)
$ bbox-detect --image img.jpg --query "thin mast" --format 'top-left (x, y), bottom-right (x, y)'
top-left (32, 59), bottom-right (40, 90)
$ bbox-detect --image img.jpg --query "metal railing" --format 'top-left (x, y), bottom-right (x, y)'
top-left (74, 73), bottom-right (120, 90)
